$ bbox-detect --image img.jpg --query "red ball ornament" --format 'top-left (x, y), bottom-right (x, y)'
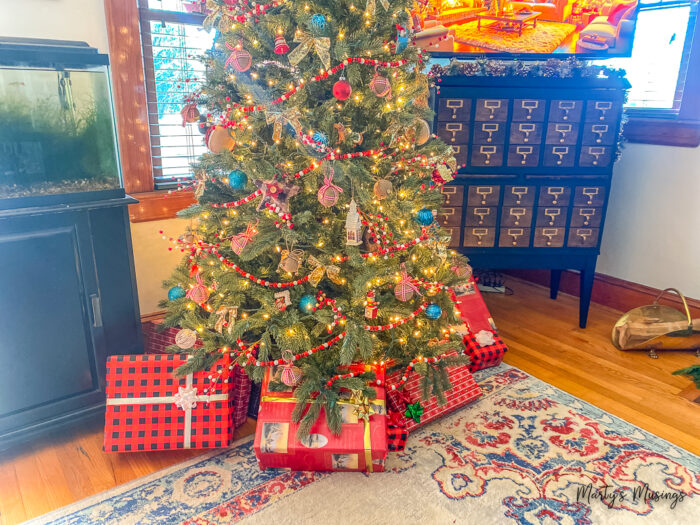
top-left (332, 77), bottom-right (352, 101)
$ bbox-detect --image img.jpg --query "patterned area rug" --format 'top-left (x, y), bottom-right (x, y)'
top-left (29, 365), bottom-right (700, 524)
top-left (454, 19), bottom-right (576, 53)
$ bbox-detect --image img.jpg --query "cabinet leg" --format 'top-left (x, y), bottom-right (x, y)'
top-left (579, 266), bottom-right (595, 329)
top-left (550, 270), bottom-right (562, 300)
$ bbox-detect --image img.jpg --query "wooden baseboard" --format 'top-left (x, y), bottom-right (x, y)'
top-left (129, 191), bottom-right (195, 223)
top-left (505, 269), bottom-right (700, 319)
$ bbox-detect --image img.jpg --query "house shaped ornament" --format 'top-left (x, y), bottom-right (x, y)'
top-left (345, 198), bottom-right (363, 245)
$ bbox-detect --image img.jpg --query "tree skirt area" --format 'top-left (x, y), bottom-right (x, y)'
top-left (30, 364), bottom-right (700, 524)
top-left (454, 19), bottom-right (577, 53)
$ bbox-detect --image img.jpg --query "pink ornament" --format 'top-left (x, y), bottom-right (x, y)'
top-left (370, 66), bottom-right (391, 98)
top-left (394, 263), bottom-right (420, 302)
top-left (230, 221), bottom-right (258, 255)
top-left (186, 272), bottom-right (209, 303)
top-left (225, 42), bottom-right (252, 72)
top-left (280, 350), bottom-right (301, 386)
top-left (317, 167), bottom-right (343, 207)
top-left (274, 34), bottom-right (289, 54)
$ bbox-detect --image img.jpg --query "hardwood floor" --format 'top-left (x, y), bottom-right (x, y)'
top-left (0, 277), bottom-right (697, 524)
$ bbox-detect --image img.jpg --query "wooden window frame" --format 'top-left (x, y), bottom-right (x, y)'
top-left (623, 4), bottom-right (700, 147)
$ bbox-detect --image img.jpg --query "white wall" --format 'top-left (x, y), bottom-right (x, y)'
top-left (0, 0), bottom-right (109, 52)
top-left (598, 143), bottom-right (700, 299)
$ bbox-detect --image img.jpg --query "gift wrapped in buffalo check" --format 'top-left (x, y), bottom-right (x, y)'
top-left (253, 364), bottom-right (388, 472)
top-left (104, 354), bottom-right (236, 452)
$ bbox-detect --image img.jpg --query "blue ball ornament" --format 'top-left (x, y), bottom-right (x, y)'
top-left (228, 169), bottom-right (248, 190)
top-left (312, 131), bottom-right (328, 146)
top-left (425, 303), bottom-right (443, 320)
top-left (168, 286), bottom-right (186, 301)
top-left (299, 294), bottom-right (317, 312)
top-left (416, 207), bottom-right (434, 226)
top-left (310, 14), bottom-right (327, 33)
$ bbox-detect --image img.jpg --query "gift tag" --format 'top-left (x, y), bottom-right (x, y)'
top-left (175, 328), bottom-right (197, 349)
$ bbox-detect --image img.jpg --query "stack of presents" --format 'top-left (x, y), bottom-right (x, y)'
top-left (104, 275), bottom-right (506, 472)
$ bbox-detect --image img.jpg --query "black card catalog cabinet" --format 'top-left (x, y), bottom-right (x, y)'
top-left (434, 74), bottom-right (629, 327)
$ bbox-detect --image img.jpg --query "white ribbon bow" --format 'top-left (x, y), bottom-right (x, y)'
top-left (475, 330), bottom-right (496, 347)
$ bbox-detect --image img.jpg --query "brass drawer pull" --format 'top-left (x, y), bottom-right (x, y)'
top-left (558, 101), bottom-right (576, 120)
top-left (481, 123), bottom-right (500, 142)
top-left (446, 99), bottom-right (464, 119)
top-left (543, 228), bottom-right (560, 247)
top-left (519, 123), bottom-right (536, 142)
top-left (582, 187), bottom-right (600, 205)
top-left (509, 208), bottom-right (526, 225)
top-left (521, 100), bottom-right (539, 119)
top-left (484, 99), bottom-right (502, 119)
top-left (545, 208), bottom-right (560, 225)
top-left (480, 146), bottom-right (497, 164)
top-left (591, 124), bottom-right (608, 143)
top-left (516, 146), bottom-right (533, 165)
top-left (552, 146), bottom-right (569, 165)
top-left (594, 101), bottom-right (613, 120)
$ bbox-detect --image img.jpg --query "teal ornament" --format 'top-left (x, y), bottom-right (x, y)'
top-left (168, 286), bottom-right (186, 300)
top-left (310, 14), bottom-right (326, 33)
top-left (416, 207), bottom-right (434, 226)
top-left (425, 303), bottom-right (443, 320)
top-left (312, 131), bottom-right (328, 146)
top-left (298, 294), bottom-right (317, 312)
top-left (228, 169), bottom-right (248, 190)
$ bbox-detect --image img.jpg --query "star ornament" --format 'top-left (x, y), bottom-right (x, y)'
top-left (254, 179), bottom-right (300, 214)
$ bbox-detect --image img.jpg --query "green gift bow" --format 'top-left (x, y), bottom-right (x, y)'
top-left (404, 401), bottom-right (423, 423)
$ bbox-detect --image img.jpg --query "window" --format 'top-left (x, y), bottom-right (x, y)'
top-left (600, 1), bottom-right (697, 115)
top-left (138, 0), bottom-right (215, 189)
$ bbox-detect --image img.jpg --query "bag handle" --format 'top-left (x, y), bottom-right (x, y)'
top-left (653, 288), bottom-right (692, 330)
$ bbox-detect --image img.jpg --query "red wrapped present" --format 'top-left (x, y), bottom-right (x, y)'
top-left (453, 277), bottom-right (498, 333)
top-left (387, 412), bottom-right (408, 452)
top-left (253, 365), bottom-right (387, 472)
top-left (463, 330), bottom-right (507, 372)
top-left (141, 321), bottom-right (251, 429)
top-left (104, 353), bottom-right (235, 452)
top-left (386, 352), bottom-right (482, 433)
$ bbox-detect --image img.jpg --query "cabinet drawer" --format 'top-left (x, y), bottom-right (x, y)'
top-left (499, 228), bottom-right (530, 247)
top-left (543, 145), bottom-right (575, 167)
top-left (451, 145), bottom-right (468, 166)
top-left (573, 186), bottom-right (606, 207)
top-left (472, 121), bottom-right (506, 144)
top-left (549, 99), bottom-right (583, 122)
top-left (533, 227), bottom-right (566, 247)
top-left (442, 226), bottom-right (460, 248)
top-left (502, 185), bottom-right (535, 206)
top-left (570, 207), bottom-right (602, 227)
top-left (437, 206), bottom-right (462, 227)
top-left (535, 206), bottom-right (568, 227)
top-left (471, 145), bottom-right (503, 167)
top-left (538, 186), bottom-right (571, 206)
top-left (512, 98), bottom-right (546, 122)
top-left (474, 98), bottom-right (509, 121)
top-left (585, 100), bottom-right (621, 123)
top-left (437, 98), bottom-right (472, 122)
top-left (507, 145), bottom-right (540, 166)
top-left (440, 185), bottom-right (464, 206)
top-left (545, 122), bottom-right (579, 145)
top-left (463, 227), bottom-right (496, 247)
top-left (509, 122), bottom-right (543, 144)
top-left (501, 207), bottom-right (533, 227)
top-left (581, 122), bottom-right (616, 145)
top-left (465, 206), bottom-right (497, 226)
top-left (437, 122), bottom-right (470, 144)
top-left (579, 146), bottom-right (612, 167)
top-left (467, 185), bottom-right (500, 206)
top-left (568, 228), bottom-right (600, 248)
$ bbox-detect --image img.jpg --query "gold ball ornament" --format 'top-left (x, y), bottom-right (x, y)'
top-left (373, 179), bottom-right (393, 200)
top-left (416, 119), bottom-right (431, 145)
top-left (206, 126), bottom-right (236, 154)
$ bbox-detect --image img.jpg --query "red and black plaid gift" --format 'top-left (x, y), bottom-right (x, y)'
top-left (104, 353), bottom-right (235, 452)
top-left (463, 330), bottom-right (507, 372)
top-left (387, 412), bottom-right (408, 452)
top-left (141, 321), bottom-right (251, 429)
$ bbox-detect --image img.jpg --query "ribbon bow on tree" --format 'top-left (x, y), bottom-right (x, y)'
top-left (214, 305), bottom-right (238, 335)
top-left (173, 386), bottom-right (199, 410)
top-left (404, 401), bottom-right (424, 423)
top-left (307, 255), bottom-right (343, 287)
top-left (193, 170), bottom-right (208, 198)
top-left (288, 31), bottom-right (331, 70)
top-left (265, 107), bottom-right (303, 142)
top-left (366, 0), bottom-right (390, 15)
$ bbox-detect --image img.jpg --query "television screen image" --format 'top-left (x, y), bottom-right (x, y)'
top-left (413, 0), bottom-right (641, 57)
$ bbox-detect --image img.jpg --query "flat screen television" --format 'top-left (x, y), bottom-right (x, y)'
top-left (413, 0), bottom-right (641, 57)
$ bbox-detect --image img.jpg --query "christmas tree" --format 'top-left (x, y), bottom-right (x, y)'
top-left (162, 0), bottom-right (471, 437)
